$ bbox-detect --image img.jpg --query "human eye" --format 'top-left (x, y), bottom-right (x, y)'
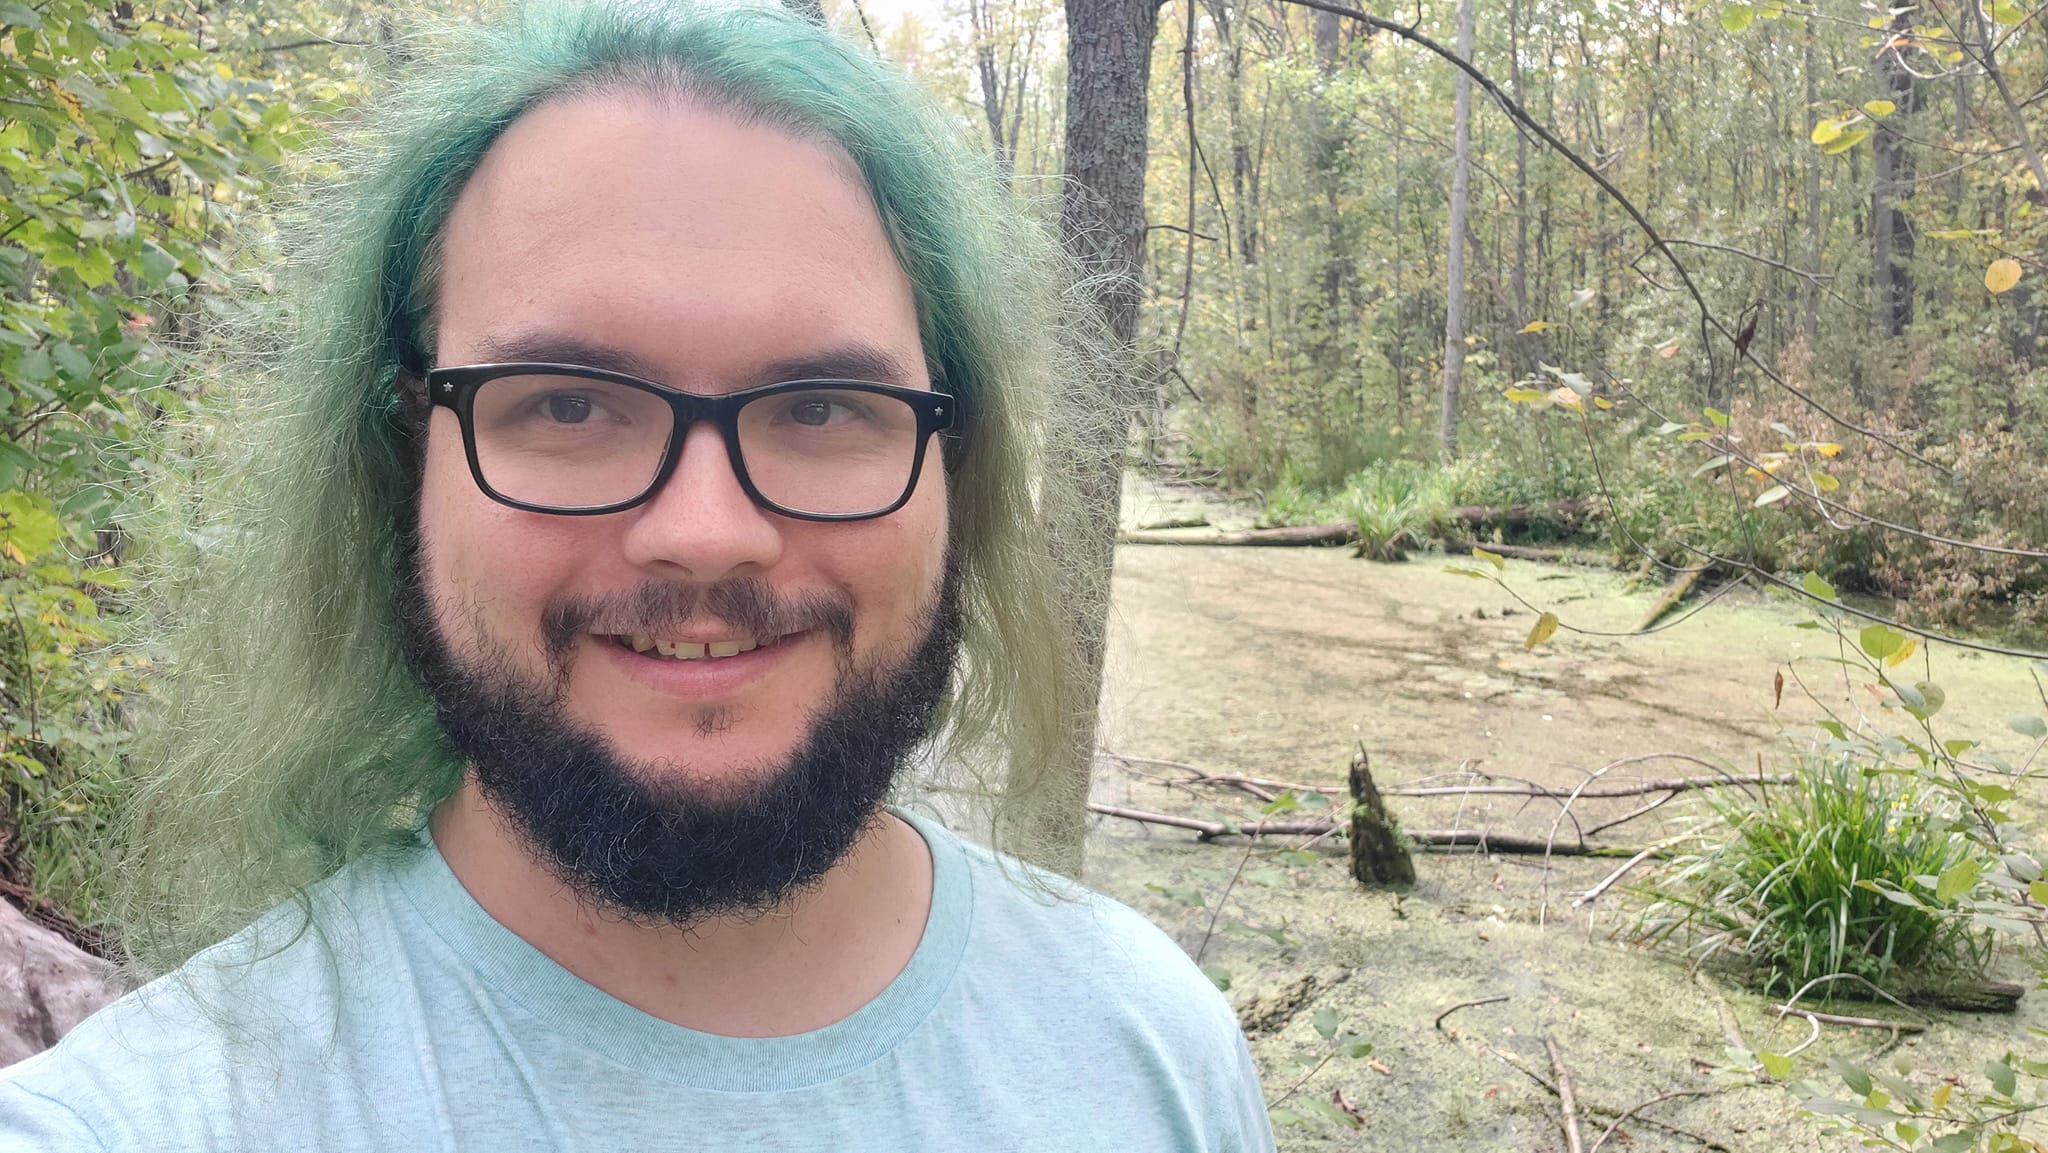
top-left (510, 388), bottom-right (631, 430)
top-left (771, 390), bottom-right (878, 429)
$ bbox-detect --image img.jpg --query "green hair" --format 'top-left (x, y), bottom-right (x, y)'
top-left (113, 0), bottom-right (1104, 976)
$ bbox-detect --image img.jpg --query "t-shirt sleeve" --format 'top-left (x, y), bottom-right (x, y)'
top-left (0, 1081), bottom-right (109, 1153)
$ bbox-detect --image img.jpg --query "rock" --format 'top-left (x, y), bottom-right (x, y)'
top-left (0, 899), bottom-right (124, 1066)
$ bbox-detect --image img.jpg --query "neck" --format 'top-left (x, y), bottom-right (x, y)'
top-left (428, 778), bottom-right (934, 1037)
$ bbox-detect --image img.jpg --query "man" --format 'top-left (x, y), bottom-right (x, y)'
top-left (0, 3), bottom-right (1274, 1150)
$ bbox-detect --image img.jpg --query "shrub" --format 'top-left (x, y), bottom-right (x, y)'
top-left (1630, 756), bottom-right (1990, 999)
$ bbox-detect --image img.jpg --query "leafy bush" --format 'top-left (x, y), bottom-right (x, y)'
top-left (1335, 461), bottom-right (1455, 561)
top-left (1632, 755), bottom-right (1989, 999)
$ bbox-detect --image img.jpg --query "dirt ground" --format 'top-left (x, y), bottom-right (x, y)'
top-left (1080, 476), bottom-right (2046, 1152)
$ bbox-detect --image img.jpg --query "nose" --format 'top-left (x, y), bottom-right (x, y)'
top-left (618, 421), bottom-right (784, 580)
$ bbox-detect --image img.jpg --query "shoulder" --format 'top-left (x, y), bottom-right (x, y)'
top-left (931, 820), bottom-right (1240, 1040)
top-left (0, 849), bottom-right (411, 1149)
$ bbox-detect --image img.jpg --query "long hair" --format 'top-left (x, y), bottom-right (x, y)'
top-left (112, 0), bottom-right (1107, 976)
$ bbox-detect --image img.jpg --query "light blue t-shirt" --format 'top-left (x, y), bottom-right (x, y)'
top-left (0, 812), bottom-right (1274, 1151)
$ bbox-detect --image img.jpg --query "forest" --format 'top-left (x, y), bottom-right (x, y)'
top-left (2, 0), bottom-right (2047, 1148)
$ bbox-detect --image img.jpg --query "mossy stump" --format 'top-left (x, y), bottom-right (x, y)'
top-left (1348, 748), bottom-right (1415, 888)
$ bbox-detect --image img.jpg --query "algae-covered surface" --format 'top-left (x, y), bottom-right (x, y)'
top-left (1087, 477), bottom-right (2046, 1152)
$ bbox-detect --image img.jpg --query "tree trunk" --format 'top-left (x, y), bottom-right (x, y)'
top-left (1043, 0), bottom-right (1163, 875)
top-left (1871, 12), bottom-right (1918, 339)
top-left (1802, 15), bottom-right (1821, 344)
top-left (1438, 0), bottom-right (1477, 461)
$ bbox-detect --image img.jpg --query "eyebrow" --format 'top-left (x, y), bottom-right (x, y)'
top-left (463, 332), bottom-right (920, 389)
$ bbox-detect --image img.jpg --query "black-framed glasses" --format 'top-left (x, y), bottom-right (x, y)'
top-left (424, 362), bottom-right (958, 520)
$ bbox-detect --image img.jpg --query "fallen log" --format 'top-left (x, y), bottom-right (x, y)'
top-left (1116, 522), bottom-right (1355, 547)
top-left (1638, 565), bottom-right (1716, 632)
top-left (1087, 802), bottom-right (1651, 856)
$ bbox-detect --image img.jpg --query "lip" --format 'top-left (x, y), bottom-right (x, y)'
top-left (597, 629), bottom-right (809, 700)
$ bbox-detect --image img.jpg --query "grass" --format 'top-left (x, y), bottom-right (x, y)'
top-left (1630, 756), bottom-right (1988, 999)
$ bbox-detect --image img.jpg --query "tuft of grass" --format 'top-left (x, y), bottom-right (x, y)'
top-left (1630, 756), bottom-right (1989, 999)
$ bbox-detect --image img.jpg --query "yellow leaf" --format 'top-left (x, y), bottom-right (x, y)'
top-left (1744, 467), bottom-right (1769, 481)
top-left (1473, 546), bottom-right (1505, 570)
top-left (1, 542), bottom-right (23, 566)
top-left (52, 86), bottom-right (86, 127)
top-left (1594, 396), bottom-right (1615, 410)
top-left (1519, 320), bottom-right (1552, 334)
top-left (1813, 442), bottom-right (1842, 458)
top-left (1810, 117), bottom-right (1843, 146)
top-left (1822, 126), bottom-right (1872, 155)
top-left (1987, 257), bottom-right (2024, 294)
top-left (1502, 387), bottom-right (1547, 403)
top-left (1863, 99), bottom-right (1896, 118)
top-left (1525, 612), bottom-right (1560, 649)
top-left (1810, 470), bottom-right (1840, 492)
top-left (1932, 1082), bottom-right (1952, 1110)
top-left (1888, 638), bottom-right (1918, 667)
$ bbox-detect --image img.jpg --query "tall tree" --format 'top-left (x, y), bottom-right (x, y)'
top-left (1438, 0), bottom-right (1476, 460)
top-left (1037, 0), bottom-right (1166, 874)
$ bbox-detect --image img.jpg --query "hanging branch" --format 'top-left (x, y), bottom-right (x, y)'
top-left (1266, 0), bottom-right (1951, 476)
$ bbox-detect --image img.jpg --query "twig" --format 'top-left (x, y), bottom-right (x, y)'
top-left (1195, 837), bottom-right (1254, 964)
top-left (1768, 1005), bottom-right (1925, 1035)
top-left (1548, 1038), bottom-right (1585, 1153)
top-left (1434, 994), bottom-right (1509, 1032)
top-left (1572, 836), bottom-right (1688, 907)
top-left (1587, 1090), bottom-right (1722, 1153)
top-left (1263, 1050), bottom-right (1338, 1111)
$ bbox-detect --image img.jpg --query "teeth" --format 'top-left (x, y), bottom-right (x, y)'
top-left (623, 635), bottom-right (759, 660)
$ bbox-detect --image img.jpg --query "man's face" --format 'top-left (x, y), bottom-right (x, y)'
top-left (410, 93), bottom-right (952, 913)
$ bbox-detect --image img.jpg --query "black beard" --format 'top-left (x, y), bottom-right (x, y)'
top-left (393, 537), bottom-right (961, 928)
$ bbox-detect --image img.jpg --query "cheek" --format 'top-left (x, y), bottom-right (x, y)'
top-left (417, 415), bottom-right (581, 645)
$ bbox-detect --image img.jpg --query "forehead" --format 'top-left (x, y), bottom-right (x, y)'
top-left (433, 92), bottom-right (925, 387)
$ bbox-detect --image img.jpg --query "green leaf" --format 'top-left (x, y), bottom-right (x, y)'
top-left (2030, 879), bottom-right (2048, 906)
top-left (1473, 546), bottom-right (1505, 570)
top-left (1987, 1059), bottom-right (2017, 1098)
top-left (1908, 681), bottom-right (1945, 720)
top-left (1443, 566), bottom-right (1490, 579)
top-left (1863, 99), bottom-right (1896, 118)
top-left (1935, 859), bottom-right (1982, 903)
top-left (0, 489), bottom-right (65, 560)
top-left (1145, 883), bottom-right (1204, 908)
top-left (1800, 571), bottom-right (1838, 601)
top-left (1243, 867), bottom-right (1290, 889)
top-left (2009, 715), bottom-right (2047, 739)
top-left (1761, 1050), bottom-right (1793, 1079)
top-left (0, 440), bottom-right (32, 492)
top-left (1754, 484), bottom-right (1790, 507)
top-left (1704, 407), bottom-right (1730, 427)
top-left (1524, 611), bottom-right (1560, 649)
top-left (1831, 1058), bottom-right (1873, 1098)
top-left (1311, 1006), bottom-right (1339, 1039)
top-left (1992, 0), bottom-right (2026, 23)
top-left (1720, 3), bottom-right (1755, 32)
top-left (0, 2), bottom-right (42, 30)
top-left (1200, 963), bottom-right (1232, 991)
top-left (1930, 1130), bottom-right (1978, 1153)
top-left (1860, 624), bottom-right (1906, 661)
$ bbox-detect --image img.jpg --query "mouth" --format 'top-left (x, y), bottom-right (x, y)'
top-left (603, 631), bottom-right (795, 662)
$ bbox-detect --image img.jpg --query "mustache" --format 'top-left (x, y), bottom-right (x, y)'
top-left (540, 579), bottom-right (855, 656)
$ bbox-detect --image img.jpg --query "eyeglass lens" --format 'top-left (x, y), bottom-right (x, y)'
top-left (467, 374), bottom-right (925, 516)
